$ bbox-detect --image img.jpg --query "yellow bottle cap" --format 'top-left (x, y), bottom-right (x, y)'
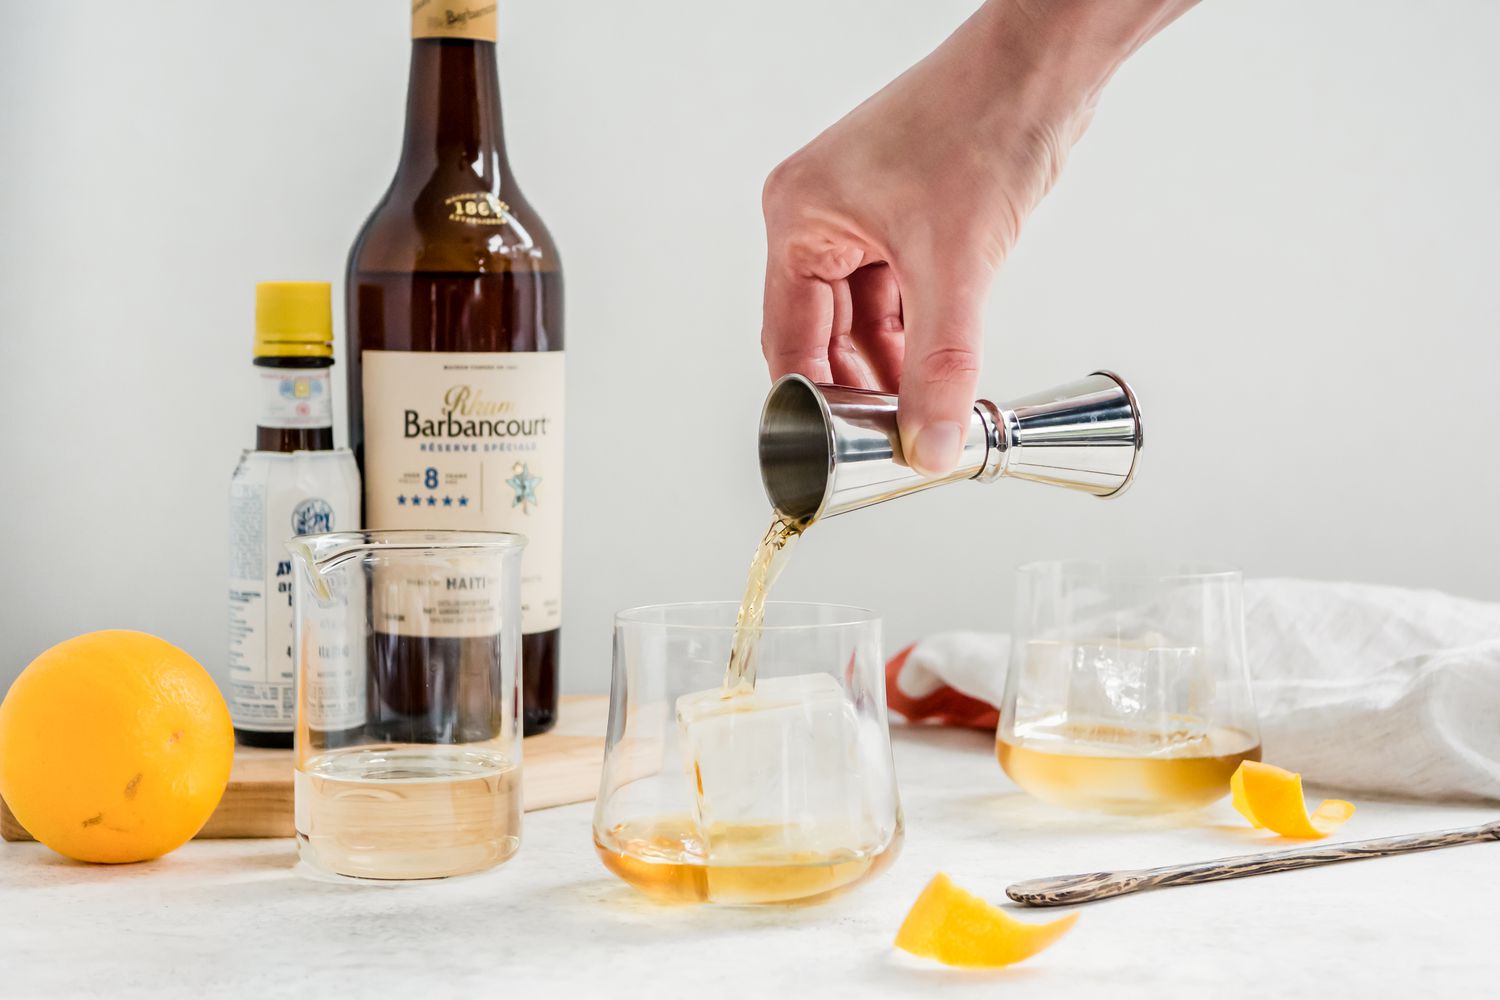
top-left (255, 282), bottom-right (333, 358)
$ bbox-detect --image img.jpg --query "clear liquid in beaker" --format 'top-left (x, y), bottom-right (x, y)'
top-left (295, 744), bottom-right (520, 880)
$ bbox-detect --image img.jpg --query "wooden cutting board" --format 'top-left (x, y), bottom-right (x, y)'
top-left (2, 695), bottom-right (609, 842)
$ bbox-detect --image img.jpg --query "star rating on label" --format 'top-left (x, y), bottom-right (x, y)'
top-left (395, 494), bottom-right (471, 509)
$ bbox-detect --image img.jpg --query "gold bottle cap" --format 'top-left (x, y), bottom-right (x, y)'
top-left (412, 2), bottom-right (497, 41)
top-left (255, 282), bottom-right (333, 358)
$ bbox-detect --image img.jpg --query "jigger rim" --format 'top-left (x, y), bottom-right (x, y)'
top-left (759, 372), bottom-right (839, 522)
top-left (1089, 369), bottom-right (1145, 498)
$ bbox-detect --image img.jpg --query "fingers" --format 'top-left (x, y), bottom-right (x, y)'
top-left (848, 263), bottom-right (904, 393)
top-left (893, 257), bottom-right (989, 477)
top-left (765, 267), bottom-right (881, 391)
top-left (827, 276), bottom-right (883, 389)
top-left (761, 257), bottom-right (834, 384)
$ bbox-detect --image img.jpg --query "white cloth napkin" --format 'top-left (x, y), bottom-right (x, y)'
top-left (892, 579), bottom-right (1500, 803)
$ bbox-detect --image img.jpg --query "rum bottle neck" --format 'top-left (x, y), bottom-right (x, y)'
top-left (396, 38), bottom-right (510, 183)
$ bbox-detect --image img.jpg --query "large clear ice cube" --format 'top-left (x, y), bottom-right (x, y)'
top-left (1060, 639), bottom-right (1212, 755)
top-left (675, 673), bottom-right (887, 861)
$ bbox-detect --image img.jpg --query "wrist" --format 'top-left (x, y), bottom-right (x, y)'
top-left (969, 0), bottom-right (1192, 125)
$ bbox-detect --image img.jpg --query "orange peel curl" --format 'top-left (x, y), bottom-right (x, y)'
top-left (1230, 760), bottom-right (1354, 839)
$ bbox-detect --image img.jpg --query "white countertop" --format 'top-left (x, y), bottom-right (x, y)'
top-left (4, 726), bottom-right (1496, 999)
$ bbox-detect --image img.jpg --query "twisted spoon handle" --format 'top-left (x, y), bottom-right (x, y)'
top-left (1006, 820), bottom-right (1500, 907)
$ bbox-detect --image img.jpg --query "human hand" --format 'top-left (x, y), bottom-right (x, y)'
top-left (761, 0), bottom-right (1194, 475)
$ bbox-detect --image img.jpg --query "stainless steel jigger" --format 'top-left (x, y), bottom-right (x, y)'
top-left (758, 371), bottom-right (1143, 523)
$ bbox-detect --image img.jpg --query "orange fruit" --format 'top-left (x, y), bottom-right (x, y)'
top-left (895, 873), bottom-right (1079, 968)
top-left (0, 630), bottom-right (233, 863)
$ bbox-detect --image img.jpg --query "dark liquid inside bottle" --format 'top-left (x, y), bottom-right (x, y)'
top-left (366, 630), bottom-right (504, 744)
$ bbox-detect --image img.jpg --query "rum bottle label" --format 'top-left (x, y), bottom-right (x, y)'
top-left (362, 349), bottom-right (564, 636)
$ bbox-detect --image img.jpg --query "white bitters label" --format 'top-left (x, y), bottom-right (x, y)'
top-left (257, 367), bottom-right (333, 429)
top-left (227, 449), bottom-right (363, 732)
top-left (363, 350), bottom-right (564, 635)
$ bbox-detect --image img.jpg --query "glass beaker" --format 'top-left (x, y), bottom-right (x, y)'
top-left (593, 602), bottom-right (903, 905)
top-left (287, 529), bottom-right (525, 880)
top-left (996, 561), bottom-right (1261, 814)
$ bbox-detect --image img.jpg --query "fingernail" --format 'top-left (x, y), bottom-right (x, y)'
top-left (910, 422), bottom-right (964, 477)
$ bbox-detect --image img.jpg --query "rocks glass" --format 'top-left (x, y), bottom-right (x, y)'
top-left (593, 602), bottom-right (903, 904)
top-left (997, 561), bottom-right (1261, 814)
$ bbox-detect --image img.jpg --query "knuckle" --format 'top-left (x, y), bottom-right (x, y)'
top-left (761, 335), bottom-right (814, 368)
top-left (762, 156), bottom-right (805, 211)
top-left (759, 329), bottom-right (781, 361)
top-left (763, 151), bottom-right (832, 218)
top-left (915, 345), bottom-right (980, 386)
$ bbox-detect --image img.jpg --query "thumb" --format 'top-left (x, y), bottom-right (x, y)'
top-left (894, 258), bottom-right (989, 477)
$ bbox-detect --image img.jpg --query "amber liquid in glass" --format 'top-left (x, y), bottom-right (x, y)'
top-left (347, 36), bottom-right (563, 735)
top-left (998, 722), bottom-right (1262, 814)
top-left (594, 815), bottom-right (902, 905)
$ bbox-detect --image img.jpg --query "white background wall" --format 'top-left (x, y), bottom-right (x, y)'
top-left (2, 0), bottom-right (1497, 695)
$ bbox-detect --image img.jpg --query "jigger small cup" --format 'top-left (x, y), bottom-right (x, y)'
top-left (758, 371), bottom-right (1143, 524)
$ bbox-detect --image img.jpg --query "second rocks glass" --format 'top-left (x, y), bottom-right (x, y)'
top-left (997, 560), bottom-right (1261, 814)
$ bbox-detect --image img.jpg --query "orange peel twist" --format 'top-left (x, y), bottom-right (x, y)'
top-left (895, 873), bottom-right (1079, 968)
top-left (1230, 760), bottom-right (1355, 839)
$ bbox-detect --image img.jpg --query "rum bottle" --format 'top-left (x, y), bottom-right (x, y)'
top-left (347, 3), bottom-right (564, 735)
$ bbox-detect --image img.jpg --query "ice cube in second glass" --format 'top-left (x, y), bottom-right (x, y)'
top-left (676, 673), bottom-right (879, 862)
top-left (1060, 639), bottom-right (1211, 755)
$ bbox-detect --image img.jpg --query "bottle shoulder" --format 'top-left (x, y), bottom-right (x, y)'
top-left (348, 169), bottom-right (561, 276)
